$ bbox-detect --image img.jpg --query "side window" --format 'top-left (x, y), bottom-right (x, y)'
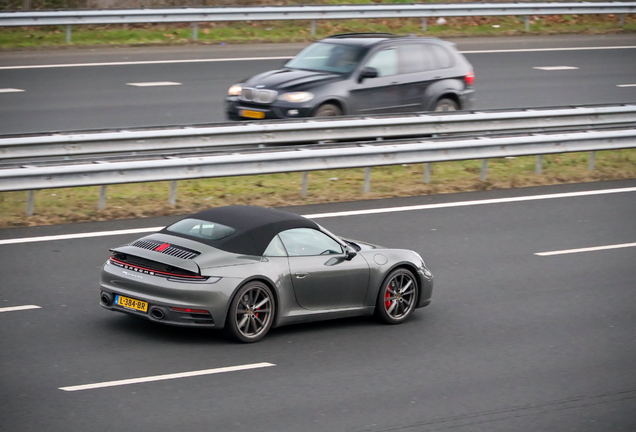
top-left (429, 44), bottom-right (453, 69)
top-left (399, 44), bottom-right (426, 74)
top-left (263, 235), bottom-right (287, 257)
top-left (421, 44), bottom-right (440, 71)
top-left (365, 48), bottom-right (398, 77)
top-left (278, 228), bottom-right (343, 257)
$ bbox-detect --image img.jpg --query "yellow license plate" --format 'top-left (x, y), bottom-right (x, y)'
top-left (240, 109), bottom-right (265, 119)
top-left (115, 295), bottom-right (148, 312)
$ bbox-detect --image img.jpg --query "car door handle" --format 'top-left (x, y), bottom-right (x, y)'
top-left (294, 272), bottom-right (309, 279)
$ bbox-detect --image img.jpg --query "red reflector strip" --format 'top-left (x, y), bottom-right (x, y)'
top-left (170, 307), bottom-right (210, 314)
top-left (465, 71), bottom-right (475, 86)
top-left (154, 243), bottom-right (171, 252)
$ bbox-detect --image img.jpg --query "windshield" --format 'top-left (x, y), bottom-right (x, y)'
top-left (166, 218), bottom-right (236, 241)
top-left (285, 42), bottom-right (368, 74)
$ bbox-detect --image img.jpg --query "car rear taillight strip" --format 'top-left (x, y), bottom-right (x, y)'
top-left (110, 257), bottom-right (207, 280)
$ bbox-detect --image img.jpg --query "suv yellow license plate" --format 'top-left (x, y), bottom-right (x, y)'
top-left (240, 109), bottom-right (265, 119)
top-left (115, 295), bottom-right (148, 312)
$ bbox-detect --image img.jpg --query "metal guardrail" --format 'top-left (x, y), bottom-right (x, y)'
top-left (1, 3), bottom-right (636, 26)
top-left (1, 128), bottom-right (635, 193)
top-left (3, 105), bottom-right (636, 161)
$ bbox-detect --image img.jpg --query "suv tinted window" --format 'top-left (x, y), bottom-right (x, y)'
top-left (399, 44), bottom-right (426, 74)
top-left (365, 48), bottom-right (398, 77)
top-left (430, 44), bottom-right (453, 69)
top-left (285, 42), bottom-right (367, 74)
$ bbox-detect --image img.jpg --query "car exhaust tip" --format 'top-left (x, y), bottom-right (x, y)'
top-left (100, 292), bottom-right (112, 306)
top-left (150, 307), bottom-right (165, 320)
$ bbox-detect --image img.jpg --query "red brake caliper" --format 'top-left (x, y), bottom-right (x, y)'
top-left (385, 285), bottom-right (391, 309)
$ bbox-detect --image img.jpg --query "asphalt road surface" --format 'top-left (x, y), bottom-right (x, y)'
top-left (1, 180), bottom-right (635, 431)
top-left (0, 34), bottom-right (635, 134)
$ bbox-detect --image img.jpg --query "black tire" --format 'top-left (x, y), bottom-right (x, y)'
top-left (376, 268), bottom-right (418, 324)
top-left (314, 103), bottom-right (343, 117)
top-left (226, 281), bottom-right (275, 343)
top-left (434, 98), bottom-right (459, 112)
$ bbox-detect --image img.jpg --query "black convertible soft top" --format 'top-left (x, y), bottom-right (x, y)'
top-left (162, 205), bottom-right (319, 256)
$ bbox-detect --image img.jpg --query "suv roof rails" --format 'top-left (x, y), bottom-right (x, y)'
top-left (326, 32), bottom-right (399, 39)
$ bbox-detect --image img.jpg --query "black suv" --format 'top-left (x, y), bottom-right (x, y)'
top-left (225, 33), bottom-right (474, 121)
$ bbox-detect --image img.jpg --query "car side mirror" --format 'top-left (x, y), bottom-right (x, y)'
top-left (344, 245), bottom-right (357, 261)
top-left (358, 67), bottom-right (378, 83)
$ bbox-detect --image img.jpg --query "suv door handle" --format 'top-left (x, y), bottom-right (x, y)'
top-left (294, 272), bottom-right (309, 279)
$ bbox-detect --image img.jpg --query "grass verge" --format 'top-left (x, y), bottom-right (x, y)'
top-left (1, 15), bottom-right (635, 49)
top-left (1, 150), bottom-right (635, 228)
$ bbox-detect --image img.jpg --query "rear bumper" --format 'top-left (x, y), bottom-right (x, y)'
top-left (99, 260), bottom-right (242, 329)
top-left (459, 88), bottom-right (476, 110)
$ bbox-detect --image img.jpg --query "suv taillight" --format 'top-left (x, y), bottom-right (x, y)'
top-left (465, 71), bottom-right (475, 86)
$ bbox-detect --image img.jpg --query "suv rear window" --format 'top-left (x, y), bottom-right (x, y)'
top-left (430, 44), bottom-right (454, 69)
top-left (166, 219), bottom-right (236, 241)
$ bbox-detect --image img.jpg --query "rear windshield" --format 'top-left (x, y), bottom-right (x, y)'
top-left (166, 218), bottom-right (236, 241)
top-left (285, 42), bottom-right (368, 74)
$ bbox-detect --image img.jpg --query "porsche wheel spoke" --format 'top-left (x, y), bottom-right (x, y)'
top-left (387, 300), bottom-right (397, 315)
top-left (238, 315), bottom-right (249, 330)
top-left (254, 297), bottom-right (269, 309)
top-left (399, 280), bottom-right (413, 294)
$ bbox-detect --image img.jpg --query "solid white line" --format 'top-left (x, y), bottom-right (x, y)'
top-left (617, 84), bottom-right (636, 88)
top-left (533, 66), bottom-right (579, 71)
top-left (126, 81), bottom-right (182, 87)
top-left (535, 242), bottom-right (636, 256)
top-left (0, 226), bottom-right (162, 245)
top-left (303, 186), bottom-right (636, 219)
top-left (0, 88), bottom-right (25, 93)
top-left (0, 305), bottom-right (41, 313)
top-left (2, 187), bottom-right (636, 245)
top-left (0, 56), bottom-right (293, 70)
top-left (1, 46), bottom-right (635, 70)
top-left (59, 362), bottom-right (275, 392)
top-left (460, 45), bottom-right (636, 54)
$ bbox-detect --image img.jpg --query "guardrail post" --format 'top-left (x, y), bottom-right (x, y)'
top-left (66, 25), bottom-right (72, 43)
top-left (301, 171), bottom-right (309, 197)
top-left (619, 14), bottom-right (625, 27)
top-left (535, 154), bottom-right (543, 174)
top-left (310, 20), bottom-right (316, 37)
top-left (192, 22), bottom-right (198, 41)
top-left (524, 16), bottom-right (530, 32)
top-left (26, 190), bottom-right (35, 216)
top-left (169, 180), bottom-right (177, 205)
top-left (480, 159), bottom-right (488, 181)
top-left (589, 151), bottom-right (596, 170)
top-left (424, 162), bottom-right (432, 184)
top-left (363, 167), bottom-right (371, 193)
top-left (422, 18), bottom-right (427, 32)
top-left (23, 0), bottom-right (31, 10)
top-left (98, 185), bottom-right (107, 210)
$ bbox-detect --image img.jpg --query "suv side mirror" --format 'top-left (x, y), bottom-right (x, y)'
top-left (344, 245), bottom-right (357, 261)
top-left (358, 67), bottom-right (379, 83)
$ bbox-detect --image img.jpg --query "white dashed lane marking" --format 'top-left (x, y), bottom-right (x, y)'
top-left (59, 362), bottom-right (276, 392)
top-left (0, 305), bottom-right (41, 313)
top-left (617, 84), bottom-right (636, 87)
top-left (535, 242), bottom-right (636, 256)
top-left (126, 81), bottom-right (182, 87)
top-left (533, 66), bottom-right (579, 71)
top-left (0, 88), bottom-right (25, 93)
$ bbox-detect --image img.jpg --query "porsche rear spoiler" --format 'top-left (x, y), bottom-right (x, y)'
top-left (110, 245), bottom-right (201, 275)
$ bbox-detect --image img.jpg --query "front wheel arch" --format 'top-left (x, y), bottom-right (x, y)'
top-left (312, 99), bottom-right (345, 117)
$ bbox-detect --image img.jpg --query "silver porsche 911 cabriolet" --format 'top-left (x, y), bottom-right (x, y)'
top-left (100, 206), bottom-right (433, 342)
